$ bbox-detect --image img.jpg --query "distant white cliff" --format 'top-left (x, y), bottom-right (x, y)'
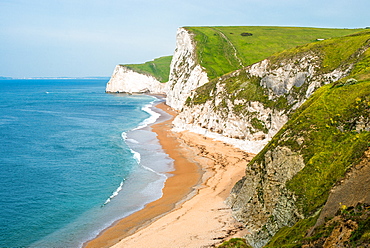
top-left (105, 65), bottom-right (166, 94)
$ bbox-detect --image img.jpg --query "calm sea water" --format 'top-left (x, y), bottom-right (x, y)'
top-left (0, 79), bottom-right (173, 247)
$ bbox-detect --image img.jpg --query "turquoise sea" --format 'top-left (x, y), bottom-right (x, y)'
top-left (0, 79), bottom-right (173, 247)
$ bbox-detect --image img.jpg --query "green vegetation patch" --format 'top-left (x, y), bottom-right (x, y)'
top-left (350, 205), bottom-right (370, 246)
top-left (284, 81), bottom-right (370, 216)
top-left (266, 203), bottom-right (370, 247)
top-left (251, 80), bottom-right (370, 219)
top-left (217, 238), bottom-right (251, 248)
top-left (347, 42), bottom-right (370, 82)
top-left (251, 117), bottom-right (268, 134)
top-left (188, 69), bottom-right (290, 113)
top-left (269, 30), bottom-right (370, 74)
top-left (189, 79), bottom-right (218, 105)
top-left (319, 31), bottom-right (370, 73)
top-left (265, 215), bottom-right (319, 248)
top-left (185, 26), bottom-right (365, 79)
top-left (123, 55), bottom-right (172, 83)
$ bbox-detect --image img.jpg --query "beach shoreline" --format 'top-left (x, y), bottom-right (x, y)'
top-left (85, 101), bottom-right (254, 248)
top-left (84, 102), bottom-right (202, 248)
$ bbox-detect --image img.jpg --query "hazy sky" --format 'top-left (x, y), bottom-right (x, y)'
top-left (1, 0), bottom-right (369, 78)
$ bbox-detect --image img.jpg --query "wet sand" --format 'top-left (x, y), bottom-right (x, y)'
top-left (84, 103), bottom-right (202, 248)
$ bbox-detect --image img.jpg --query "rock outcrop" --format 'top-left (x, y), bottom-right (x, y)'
top-left (105, 65), bottom-right (166, 94)
top-left (165, 28), bottom-right (209, 111)
top-left (227, 146), bottom-right (306, 247)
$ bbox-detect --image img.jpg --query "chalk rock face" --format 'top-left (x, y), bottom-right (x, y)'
top-left (172, 98), bottom-right (288, 154)
top-left (227, 146), bottom-right (306, 248)
top-left (172, 50), bottom-right (351, 154)
top-left (165, 28), bottom-right (209, 110)
top-left (105, 65), bottom-right (166, 94)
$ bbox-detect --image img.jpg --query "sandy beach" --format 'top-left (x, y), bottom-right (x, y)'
top-left (85, 102), bottom-right (254, 248)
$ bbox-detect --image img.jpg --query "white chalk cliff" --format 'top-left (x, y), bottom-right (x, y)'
top-left (105, 65), bottom-right (166, 94)
top-left (172, 50), bottom-right (352, 153)
top-left (106, 27), bottom-right (352, 154)
top-left (105, 27), bottom-right (208, 98)
top-left (165, 28), bottom-right (209, 111)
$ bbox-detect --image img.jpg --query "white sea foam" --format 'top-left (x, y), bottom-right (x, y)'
top-left (133, 102), bottom-right (161, 130)
top-left (122, 132), bottom-right (139, 144)
top-left (103, 180), bottom-right (125, 205)
top-left (141, 164), bottom-right (167, 179)
top-left (121, 132), bottom-right (127, 140)
top-left (126, 138), bottom-right (139, 144)
top-left (101, 97), bottom-right (167, 213)
top-left (130, 149), bottom-right (141, 164)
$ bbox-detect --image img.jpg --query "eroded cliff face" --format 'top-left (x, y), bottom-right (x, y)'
top-left (105, 65), bottom-right (166, 94)
top-left (227, 146), bottom-right (306, 247)
top-left (165, 28), bottom-right (209, 110)
top-left (227, 77), bottom-right (370, 247)
top-left (174, 51), bottom-right (351, 154)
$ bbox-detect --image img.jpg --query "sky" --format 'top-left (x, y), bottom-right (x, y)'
top-left (0, 0), bottom-right (369, 78)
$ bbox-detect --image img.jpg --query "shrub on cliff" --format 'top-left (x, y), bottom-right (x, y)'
top-left (217, 238), bottom-right (251, 248)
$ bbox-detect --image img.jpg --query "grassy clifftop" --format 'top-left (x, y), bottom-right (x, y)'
top-left (185, 26), bottom-right (365, 79)
top-left (187, 30), bottom-right (370, 115)
top-left (123, 55), bottom-right (172, 83)
top-left (116, 27), bottom-right (365, 84)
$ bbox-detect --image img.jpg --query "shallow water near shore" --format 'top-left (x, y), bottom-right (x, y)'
top-left (0, 79), bottom-right (173, 247)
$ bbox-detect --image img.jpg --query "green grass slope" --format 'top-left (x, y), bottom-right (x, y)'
top-left (262, 84), bottom-right (370, 247)
top-left (259, 38), bottom-right (370, 247)
top-left (216, 30), bottom-right (370, 247)
top-left (266, 81), bottom-right (370, 215)
top-left (123, 55), bottom-right (172, 83)
top-left (185, 26), bottom-right (365, 79)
